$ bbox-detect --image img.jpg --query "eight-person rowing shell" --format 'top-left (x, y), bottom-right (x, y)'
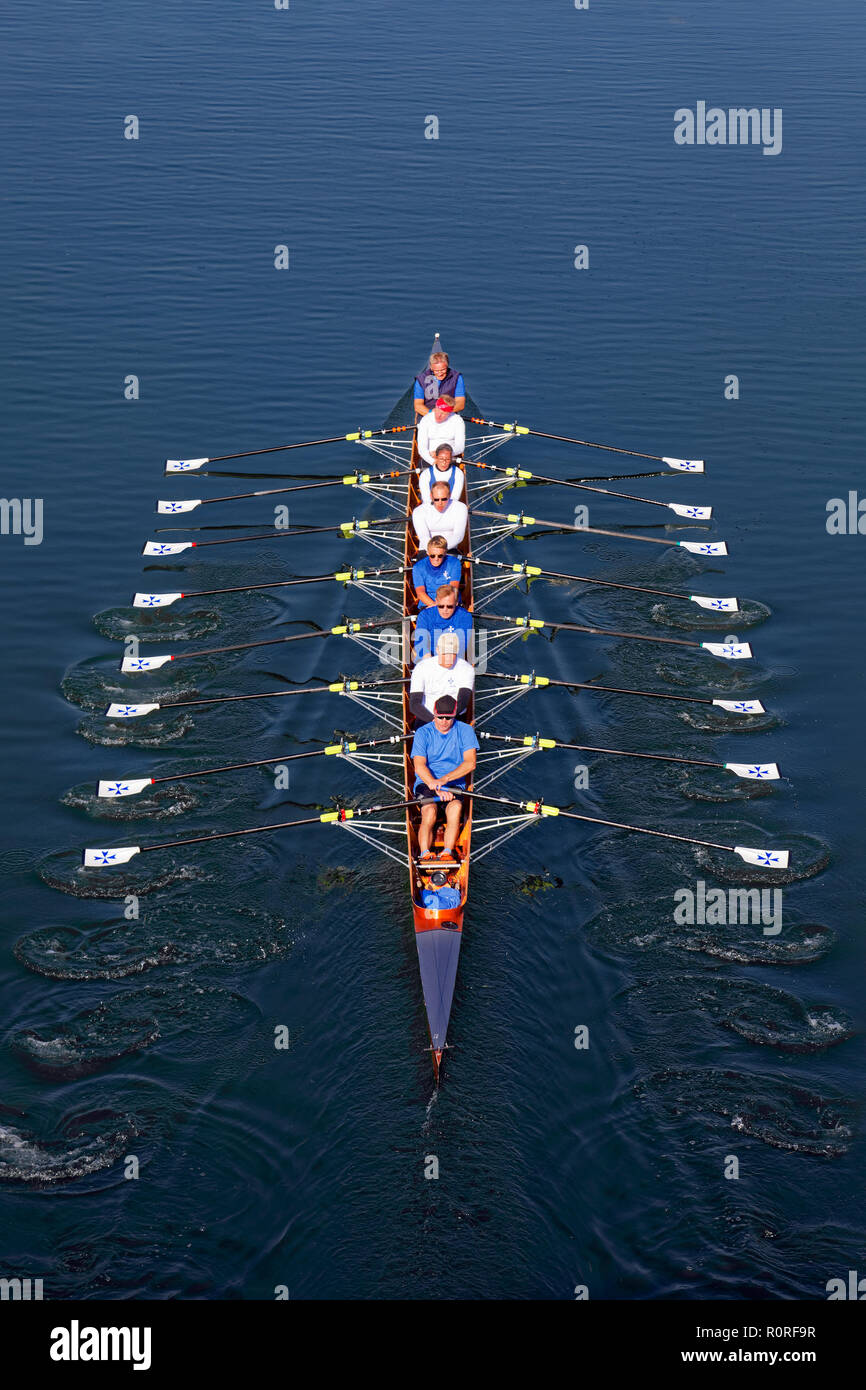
top-left (417, 395), bottom-right (466, 466)
top-left (409, 631), bottom-right (474, 723)
top-left (411, 695), bottom-right (479, 866)
top-left (414, 349), bottom-right (466, 417)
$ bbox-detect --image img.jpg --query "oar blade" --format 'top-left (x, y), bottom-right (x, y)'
top-left (83, 846), bottom-right (141, 867)
top-left (133, 593), bottom-right (183, 609)
top-left (143, 542), bottom-right (193, 556)
top-left (712, 698), bottom-right (765, 714)
top-left (679, 540), bottom-right (727, 556)
top-left (106, 703), bottom-right (160, 719)
top-left (165, 458), bottom-right (208, 473)
top-left (668, 503), bottom-right (712, 520)
top-left (702, 641), bottom-right (752, 660)
top-left (663, 457), bottom-right (705, 472)
top-left (690, 595), bottom-right (738, 612)
top-left (725, 762), bottom-right (780, 781)
top-left (157, 499), bottom-right (202, 514)
top-left (734, 845), bottom-right (790, 869)
top-left (97, 779), bottom-right (153, 798)
top-left (121, 655), bottom-right (172, 673)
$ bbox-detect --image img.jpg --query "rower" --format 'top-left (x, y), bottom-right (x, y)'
top-left (414, 584), bottom-right (473, 662)
top-left (412, 480), bottom-right (468, 552)
top-left (418, 443), bottom-right (465, 505)
top-left (412, 695), bottom-right (478, 865)
top-left (413, 535), bottom-right (462, 610)
top-left (414, 350), bottom-right (466, 418)
top-left (409, 631), bottom-right (474, 724)
top-left (417, 395), bottom-right (466, 465)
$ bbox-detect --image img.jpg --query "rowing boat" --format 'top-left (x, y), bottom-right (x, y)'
top-left (83, 335), bottom-right (791, 1081)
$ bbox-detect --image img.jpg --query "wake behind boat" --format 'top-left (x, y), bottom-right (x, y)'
top-left (83, 335), bottom-right (790, 1081)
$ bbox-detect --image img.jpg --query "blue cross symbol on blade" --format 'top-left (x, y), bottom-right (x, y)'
top-left (96, 851), bottom-right (117, 864)
top-left (107, 783), bottom-right (127, 795)
top-left (166, 503), bottom-right (182, 512)
top-left (686, 508), bottom-right (701, 517)
top-left (734, 702), bottom-right (750, 711)
top-left (142, 597), bottom-right (159, 606)
top-left (699, 544), bottom-right (715, 553)
top-left (758, 851), bottom-right (778, 865)
top-left (710, 600), bottom-right (725, 609)
top-left (117, 706), bottom-right (136, 716)
top-left (748, 767), bottom-right (767, 778)
top-left (129, 660), bottom-right (147, 669)
top-left (723, 646), bottom-right (736, 656)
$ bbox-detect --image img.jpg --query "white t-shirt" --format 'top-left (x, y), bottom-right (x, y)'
top-left (417, 411), bottom-right (466, 465)
top-left (418, 461), bottom-right (465, 505)
top-left (410, 655), bottom-right (475, 715)
top-left (412, 499), bottom-right (468, 551)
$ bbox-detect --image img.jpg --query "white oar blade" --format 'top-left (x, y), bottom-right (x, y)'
top-left (165, 458), bottom-right (208, 473)
top-left (679, 540), bottom-right (728, 556)
top-left (668, 503), bottom-right (712, 520)
top-left (157, 499), bottom-right (202, 515)
top-left (702, 641), bottom-right (752, 660)
top-left (106, 703), bottom-right (160, 719)
top-left (734, 845), bottom-right (790, 870)
top-left (725, 762), bottom-right (780, 781)
top-left (97, 779), bottom-right (153, 798)
top-left (690, 595), bottom-right (738, 612)
top-left (663, 457), bottom-right (704, 473)
top-left (133, 592), bottom-right (183, 609)
top-left (142, 542), bottom-right (193, 556)
top-left (83, 846), bottom-right (141, 867)
top-left (121, 655), bottom-right (172, 673)
top-left (712, 698), bottom-right (765, 714)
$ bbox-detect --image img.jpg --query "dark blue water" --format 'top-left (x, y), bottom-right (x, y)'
top-left (1, 0), bottom-right (864, 1299)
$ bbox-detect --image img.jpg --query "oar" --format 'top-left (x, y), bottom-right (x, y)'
top-left (164, 426), bottom-right (414, 473)
top-left (468, 419), bottom-right (704, 472)
top-left (97, 733), bottom-right (412, 798)
top-left (83, 798), bottom-right (419, 866)
top-left (118, 616), bottom-right (396, 673)
top-left (105, 675), bottom-right (406, 720)
top-left (477, 611), bottom-right (752, 660)
top-left (478, 731), bottom-right (779, 781)
top-left (468, 461), bottom-right (711, 519)
top-left (471, 508), bottom-right (727, 557)
top-left (462, 790), bottom-right (789, 868)
top-left (142, 517), bottom-right (399, 557)
top-left (130, 566), bottom-right (403, 611)
top-left (470, 557), bottom-right (738, 612)
top-left (156, 470), bottom-right (402, 515)
top-left (477, 668), bottom-right (766, 716)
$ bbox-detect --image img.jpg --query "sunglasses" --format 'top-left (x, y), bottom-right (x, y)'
top-left (437, 603), bottom-right (456, 610)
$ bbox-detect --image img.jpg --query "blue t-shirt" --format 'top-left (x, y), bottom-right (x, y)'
top-left (412, 552), bottom-right (462, 599)
top-left (414, 373), bottom-right (465, 401)
top-left (411, 718), bottom-right (479, 783)
top-left (414, 603), bottom-right (473, 661)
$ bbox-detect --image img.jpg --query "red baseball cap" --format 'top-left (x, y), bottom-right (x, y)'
top-left (435, 397), bottom-right (454, 412)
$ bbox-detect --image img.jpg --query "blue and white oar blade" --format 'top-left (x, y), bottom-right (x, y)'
top-left (97, 779), bottom-right (154, 798)
top-left (680, 540), bottom-right (727, 556)
top-left (106, 702), bottom-right (160, 719)
top-left (133, 592), bottom-right (183, 609)
top-left (690, 595), bottom-right (738, 612)
top-left (734, 845), bottom-right (790, 870)
top-left (142, 542), bottom-right (193, 556)
top-left (663, 457), bottom-right (704, 473)
top-left (713, 698), bottom-right (765, 714)
top-left (165, 458), bottom-right (208, 473)
top-left (668, 503), bottom-right (712, 520)
top-left (157, 499), bottom-right (202, 514)
top-left (702, 641), bottom-right (752, 660)
top-left (83, 846), bottom-right (141, 867)
top-left (121, 654), bottom-right (172, 673)
top-left (725, 762), bottom-right (780, 781)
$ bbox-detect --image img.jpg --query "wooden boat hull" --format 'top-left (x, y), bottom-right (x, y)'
top-left (402, 338), bottom-right (475, 1076)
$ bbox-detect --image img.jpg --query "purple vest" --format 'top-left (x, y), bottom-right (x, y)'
top-left (416, 365), bottom-right (462, 407)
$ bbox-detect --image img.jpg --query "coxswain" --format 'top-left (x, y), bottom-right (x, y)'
top-left (414, 350), bottom-right (466, 417)
top-left (411, 695), bottom-right (479, 864)
top-left (413, 535), bottom-right (462, 609)
top-left (409, 631), bottom-right (475, 724)
top-left (417, 396), bottom-right (466, 465)
top-left (414, 584), bottom-right (473, 662)
top-left (412, 480), bottom-right (468, 552)
top-left (418, 443), bottom-right (465, 505)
